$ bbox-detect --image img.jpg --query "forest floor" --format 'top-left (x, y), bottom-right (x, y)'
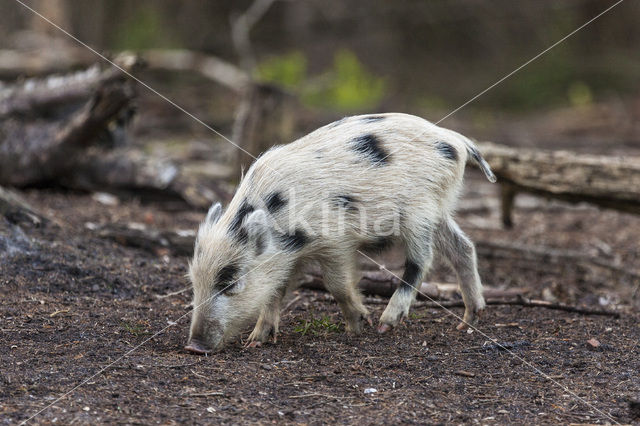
top-left (1, 166), bottom-right (639, 424)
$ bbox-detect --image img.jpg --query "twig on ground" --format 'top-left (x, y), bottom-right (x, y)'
top-left (289, 393), bottom-right (355, 400)
top-left (189, 391), bottom-right (224, 397)
top-left (281, 294), bottom-right (302, 313)
top-left (155, 287), bottom-right (190, 299)
top-left (408, 297), bottom-right (620, 318)
top-left (0, 186), bottom-right (50, 225)
top-left (137, 361), bottom-right (200, 369)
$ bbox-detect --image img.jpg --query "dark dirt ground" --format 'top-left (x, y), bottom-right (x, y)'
top-left (1, 165), bottom-right (639, 425)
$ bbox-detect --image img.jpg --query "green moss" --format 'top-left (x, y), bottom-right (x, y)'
top-left (121, 321), bottom-right (151, 336)
top-left (303, 49), bottom-right (386, 111)
top-left (256, 49), bottom-right (386, 112)
top-left (294, 314), bottom-right (341, 336)
top-left (256, 51), bottom-right (307, 89)
top-left (567, 81), bottom-right (593, 107)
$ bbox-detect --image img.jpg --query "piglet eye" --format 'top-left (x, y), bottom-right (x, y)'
top-left (215, 264), bottom-right (239, 293)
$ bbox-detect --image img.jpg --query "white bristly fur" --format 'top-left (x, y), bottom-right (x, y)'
top-left (187, 113), bottom-right (494, 351)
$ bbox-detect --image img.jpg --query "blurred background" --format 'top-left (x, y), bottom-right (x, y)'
top-left (2, 0), bottom-right (639, 155)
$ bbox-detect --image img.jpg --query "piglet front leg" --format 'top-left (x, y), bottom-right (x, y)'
top-left (245, 290), bottom-right (285, 348)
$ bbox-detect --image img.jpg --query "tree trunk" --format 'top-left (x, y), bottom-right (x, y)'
top-left (232, 83), bottom-right (296, 181)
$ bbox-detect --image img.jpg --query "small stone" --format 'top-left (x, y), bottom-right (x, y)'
top-left (206, 407), bottom-right (216, 413)
top-left (260, 363), bottom-right (273, 370)
top-left (92, 192), bottom-right (119, 206)
top-left (587, 338), bottom-right (601, 348)
top-left (83, 406), bottom-right (90, 411)
top-left (364, 388), bottom-right (377, 394)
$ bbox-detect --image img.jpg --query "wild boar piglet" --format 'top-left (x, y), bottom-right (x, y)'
top-left (185, 113), bottom-right (496, 354)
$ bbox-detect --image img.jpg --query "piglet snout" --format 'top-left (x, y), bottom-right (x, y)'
top-left (184, 339), bottom-right (213, 355)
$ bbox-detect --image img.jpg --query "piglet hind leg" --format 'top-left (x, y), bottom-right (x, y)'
top-left (321, 255), bottom-right (371, 334)
top-left (434, 218), bottom-right (485, 330)
top-left (378, 229), bottom-right (434, 333)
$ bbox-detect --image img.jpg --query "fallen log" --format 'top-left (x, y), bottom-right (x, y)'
top-left (479, 143), bottom-right (640, 227)
top-left (142, 49), bottom-right (249, 92)
top-left (0, 46), bottom-right (94, 80)
top-left (65, 149), bottom-right (231, 209)
top-left (0, 65), bottom-right (124, 119)
top-left (0, 64), bottom-right (136, 187)
top-left (476, 240), bottom-right (640, 285)
top-left (0, 59), bottom-right (229, 209)
top-left (86, 222), bottom-right (196, 256)
top-left (299, 268), bottom-right (441, 300)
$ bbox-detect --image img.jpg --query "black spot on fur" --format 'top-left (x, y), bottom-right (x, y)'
top-left (360, 236), bottom-right (394, 254)
top-left (278, 229), bottom-right (308, 251)
top-left (216, 263), bottom-right (239, 290)
top-left (229, 201), bottom-right (254, 240)
top-left (361, 115), bottom-right (385, 123)
top-left (236, 229), bottom-right (248, 244)
top-left (333, 195), bottom-right (358, 211)
top-left (265, 192), bottom-right (286, 214)
top-left (350, 134), bottom-right (389, 166)
top-left (399, 260), bottom-right (422, 291)
top-left (435, 141), bottom-right (458, 161)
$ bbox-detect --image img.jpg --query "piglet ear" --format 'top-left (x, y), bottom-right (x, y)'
top-left (244, 209), bottom-right (274, 256)
top-left (205, 202), bottom-right (222, 225)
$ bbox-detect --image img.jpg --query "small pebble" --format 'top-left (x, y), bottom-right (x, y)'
top-left (587, 338), bottom-right (601, 348)
top-left (364, 388), bottom-right (377, 394)
top-left (92, 192), bottom-right (119, 206)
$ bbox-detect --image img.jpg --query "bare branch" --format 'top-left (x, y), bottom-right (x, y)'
top-left (231, 0), bottom-right (277, 72)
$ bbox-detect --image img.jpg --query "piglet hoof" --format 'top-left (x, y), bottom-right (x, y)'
top-left (366, 315), bottom-right (374, 328)
top-left (456, 321), bottom-right (470, 331)
top-left (345, 313), bottom-right (371, 334)
top-left (245, 340), bottom-right (263, 349)
top-left (456, 308), bottom-right (483, 331)
top-left (377, 323), bottom-right (393, 334)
